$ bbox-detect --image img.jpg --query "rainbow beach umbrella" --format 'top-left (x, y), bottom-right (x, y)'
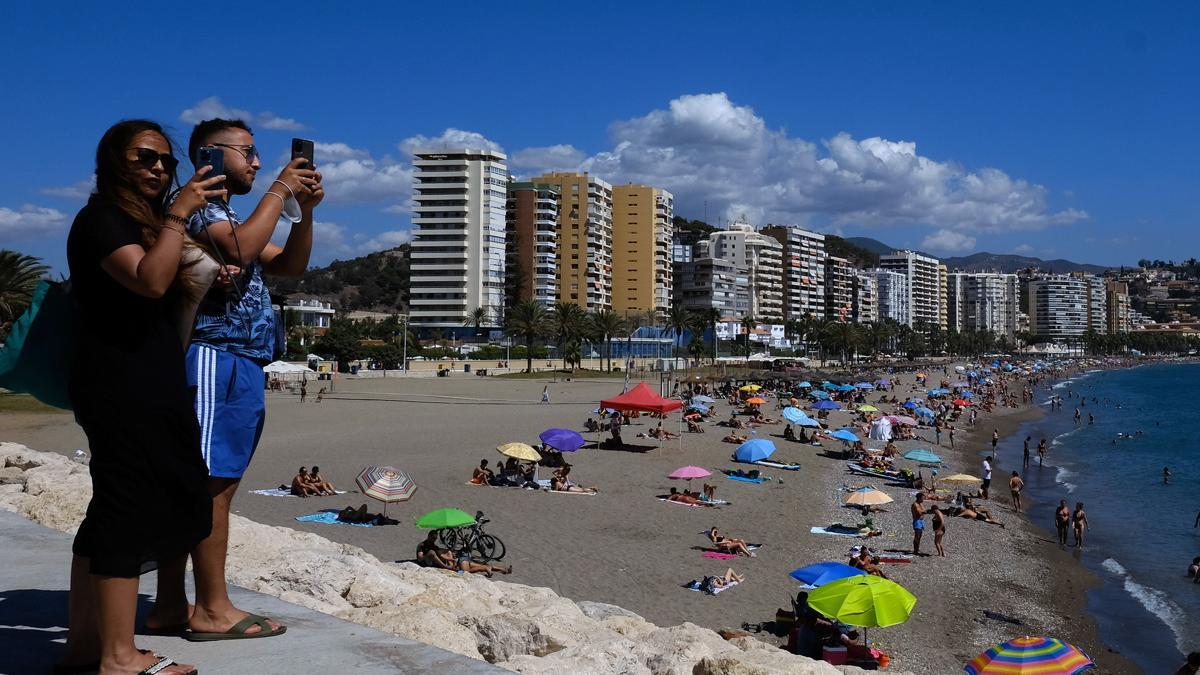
top-left (355, 465), bottom-right (417, 516)
top-left (964, 636), bottom-right (1095, 674)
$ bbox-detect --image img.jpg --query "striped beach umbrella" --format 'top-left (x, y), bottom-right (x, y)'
top-left (964, 636), bottom-right (1095, 674)
top-left (355, 466), bottom-right (417, 515)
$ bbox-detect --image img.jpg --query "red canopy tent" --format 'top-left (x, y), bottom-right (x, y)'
top-left (601, 381), bottom-right (683, 414)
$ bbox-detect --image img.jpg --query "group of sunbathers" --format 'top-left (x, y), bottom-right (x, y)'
top-left (470, 458), bottom-right (536, 488)
top-left (665, 485), bottom-right (719, 506)
top-left (290, 465), bottom-right (336, 497)
top-left (848, 545), bottom-right (888, 578)
top-left (415, 530), bottom-right (512, 577)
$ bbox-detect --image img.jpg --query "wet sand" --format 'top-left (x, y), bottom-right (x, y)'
top-left (1, 365), bottom-right (1138, 673)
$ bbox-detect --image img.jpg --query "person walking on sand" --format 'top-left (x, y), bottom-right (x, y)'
top-left (931, 505), bottom-right (946, 557)
top-left (1072, 502), bottom-right (1089, 548)
top-left (911, 493), bottom-right (927, 555)
top-left (1009, 471), bottom-right (1024, 513)
top-left (934, 420), bottom-right (942, 447)
top-left (541, 385), bottom-right (550, 404)
top-left (949, 424), bottom-right (956, 449)
top-left (299, 381), bottom-right (307, 403)
top-left (315, 387), bottom-right (325, 403)
top-left (1023, 436), bottom-right (1031, 469)
top-left (981, 457), bottom-right (993, 500)
top-left (990, 429), bottom-right (999, 459)
top-left (1055, 500), bottom-right (1071, 546)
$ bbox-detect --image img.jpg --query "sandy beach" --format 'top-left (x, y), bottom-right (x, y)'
top-left (0, 364), bottom-right (1140, 673)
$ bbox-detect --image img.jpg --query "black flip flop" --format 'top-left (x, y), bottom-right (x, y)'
top-left (184, 614), bottom-right (286, 642)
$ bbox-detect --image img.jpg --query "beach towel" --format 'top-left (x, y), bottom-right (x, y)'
top-left (725, 474), bottom-right (767, 484)
top-left (845, 464), bottom-right (907, 482)
top-left (251, 488), bottom-right (346, 497)
top-left (295, 510), bottom-right (378, 528)
top-left (659, 498), bottom-right (710, 508)
top-left (809, 525), bottom-right (865, 538)
top-left (702, 551), bottom-right (739, 560)
top-left (683, 579), bottom-right (740, 595)
top-left (752, 460), bottom-right (801, 471)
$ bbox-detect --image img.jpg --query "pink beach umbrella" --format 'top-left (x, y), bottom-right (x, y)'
top-left (668, 465), bottom-right (712, 480)
top-left (888, 415), bottom-right (918, 426)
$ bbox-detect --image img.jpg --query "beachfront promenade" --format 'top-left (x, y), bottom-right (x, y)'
top-left (0, 509), bottom-right (507, 674)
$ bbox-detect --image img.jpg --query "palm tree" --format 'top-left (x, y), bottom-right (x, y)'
top-left (0, 250), bottom-right (49, 335)
top-left (666, 305), bottom-right (691, 355)
top-left (694, 306), bottom-right (722, 362)
top-left (464, 307), bottom-right (491, 338)
top-left (822, 321), bottom-right (861, 364)
top-left (552, 301), bottom-right (588, 370)
top-left (740, 315), bottom-right (757, 356)
top-left (505, 300), bottom-right (551, 373)
top-left (589, 309), bottom-right (627, 372)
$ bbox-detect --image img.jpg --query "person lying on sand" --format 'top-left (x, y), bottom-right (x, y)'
top-left (308, 466), bottom-right (336, 495)
top-left (748, 414), bottom-right (779, 425)
top-left (722, 433), bottom-right (748, 444)
top-left (651, 422), bottom-right (679, 440)
top-left (850, 549), bottom-right (888, 578)
top-left (706, 527), bottom-right (755, 557)
top-left (291, 466), bottom-right (320, 497)
top-left (956, 497), bottom-right (1005, 527)
top-left (416, 531), bottom-right (512, 576)
top-left (551, 466), bottom-right (598, 493)
top-left (667, 488), bottom-right (718, 507)
top-left (584, 417), bottom-right (599, 432)
top-left (700, 568), bottom-right (744, 594)
top-left (687, 418), bottom-right (706, 433)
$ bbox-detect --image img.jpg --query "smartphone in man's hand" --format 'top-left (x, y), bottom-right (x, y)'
top-left (291, 138), bottom-right (315, 169)
top-left (197, 146), bottom-right (225, 202)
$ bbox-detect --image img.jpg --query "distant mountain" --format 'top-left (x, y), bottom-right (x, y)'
top-left (840, 236), bottom-right (1110, 274)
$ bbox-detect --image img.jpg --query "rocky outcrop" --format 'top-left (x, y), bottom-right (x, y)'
top-left (0, 443), bottom-right (905, 675)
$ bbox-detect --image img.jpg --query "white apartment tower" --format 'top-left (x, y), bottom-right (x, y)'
top-left (409, 148), bottom-right (508, 330)
top-left (853, 272), bottom-right (879, 324)
top-left (824, 255), bottom-right (855, 322)
top-left (1026, 275), bottom-right (1088, 341)
top-left (706, 221), bottom-right (784, 322)
top-left (866, 269), bottom-right (911, 326)
top-left (762, 225), bottom-right (827, 321)
top-left (950, 272), bottom-right (1020, 339)
top-left (880, 251), bottom-right (941, 328)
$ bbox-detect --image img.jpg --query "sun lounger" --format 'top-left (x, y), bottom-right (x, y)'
top-left (845, 464), bottom-right (907, 482)
top-left (810, 525), bottom-right (866, 538)
top-left (251, 488), bottom-right (346, 497)
top-left (749, 459), bottom-right (801, 471)
top-left (295, 510), bottom-right (378, 528)
top-left (683, 579), bottom-right (740, 594)
top-left (659, 497), bottom-right (712, 508)
top-left (725, 474), bottom-right (767, 484)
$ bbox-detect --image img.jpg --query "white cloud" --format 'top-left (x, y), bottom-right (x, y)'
top-left (398, 128), bottom-right (504, 155)
top-left (381, 204), bottom-right (409, 215)
top-left (921, 229), bottom-right (977, 254)
top-left (361, 229), bottom-right (412, 251)
top-left (270, 221), bottom-right (411, 267)
top-left (0, 204), bottom-right (68, 238)
top-left (180, 96), bottom-right (306, 131)
top-left (318, 156), bottom-right (413, 204)
top-left (41, 177), bottom-right (95, 200)
top-left (1013, 244), bottom-right (1034, 255)
top-left (575, 92), bottom-right (1086, 233)
top-left (509, 144), bottom-right (586, 172)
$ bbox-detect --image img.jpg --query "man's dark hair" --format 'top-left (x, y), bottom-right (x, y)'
top-left (312, 466), bottom-right (320, 473)
top-left (188, 118), bottom-right (253, 165)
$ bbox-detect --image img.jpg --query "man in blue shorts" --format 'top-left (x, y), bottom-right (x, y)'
top-left (167, 118), bottom-right (321, 641)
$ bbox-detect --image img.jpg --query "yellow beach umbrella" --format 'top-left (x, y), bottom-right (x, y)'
top-left (843, 488), bottom-right (894, 506)
top-left (857, 405), bottom-right (879, 412)
top-left (739, 384), bottom-right (762, 392)
top-left (940, 473), bottom-right (982, 485)
top-left (497, 442), bottom-right (541, 462)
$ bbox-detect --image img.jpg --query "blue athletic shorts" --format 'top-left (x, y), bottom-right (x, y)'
top-left (187, 344), bottom-right (266, 479)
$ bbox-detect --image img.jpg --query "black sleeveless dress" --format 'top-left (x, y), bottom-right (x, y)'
top-left (66, 202), bottom-right (212, 577)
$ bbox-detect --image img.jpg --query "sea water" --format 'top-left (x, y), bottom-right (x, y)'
top-left (1000, 363), bottom-right (1200, 672)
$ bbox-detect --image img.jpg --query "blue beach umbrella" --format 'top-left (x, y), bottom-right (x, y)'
top-left (903, 449), bottom-right (942, 464)
top-left (876, 379), bottom-right (890, 386)
top-left (789, 561), bottom-right (867, 587)
top-left (810, 390), bottom-right (832, 400)
top-left (735, 438), bottom-right (776, 462)
top-left (837, 384), bottom-right (857, 392)
top-left (927, 388), bottom-right (950, 396)
top-left (822, 382), bottom-right (842, 391)
top-left (782, 407), bottom-right (808, 424)
top-left (831, 429), bottom-right (859, 442)
top-left (540, 428), bottom-right (586, 452)
top-left (691, 395), bottom-right (716, 405)
top-left (902, 401), bottom-right (918, 409)
top-left (796, 381), bottom-right (812, 388)
top-left (795, 417), bottom-right (822, 427)
top-left (961, 391), bottom-right (974, 398)
top-left (855, 382), bottom-right (875, 389)
top-left (688, 403), bottom-right (710, 414)
top-left (915, 407), bottom-right (936, 418)
top-left (812, 400), bottom-right (842, 410)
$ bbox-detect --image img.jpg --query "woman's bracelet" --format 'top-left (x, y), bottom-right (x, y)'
top-left (272, 180), bottom-right (296, 200)
top-left (264, 191), bottom-right (286, 209)
top-left (165, 213), bottom-right (190, 229)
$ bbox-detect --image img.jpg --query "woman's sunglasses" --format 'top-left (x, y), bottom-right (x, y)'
top-left (130, 148), bottom-right (179, 173)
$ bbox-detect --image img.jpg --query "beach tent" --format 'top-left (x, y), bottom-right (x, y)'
top-left (868, 418), bottom-right (893, 441)
top-left (600, 382), bottom-right (683, 415)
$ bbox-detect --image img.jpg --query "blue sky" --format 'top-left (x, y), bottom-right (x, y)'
top-left (2, 2), bottom-right (1197, 272)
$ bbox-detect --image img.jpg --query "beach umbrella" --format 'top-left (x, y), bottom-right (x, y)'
top-left (738, 384), bottom-right (762, 392)
top-left (890, 415), bottom-right (918, 426)
top-left (497, 442), bottom-right (542, 462)
top-left (734, 438), bottom-right (776, 462)
top-left (903, 449), bottom-right (942, 464)
top-left (795, 417), bottom-right (822, 428)
top-left (915, 407), bottom-right (935, 418)
top-left (822, 382), bottom-right (842, 391)
top-left (796, 381), bottom-right (813, 388)
top-left (691, 395), bottom-right (716, 405)
top-left (592, 407), bottom-right (617, 414)
top-left (355, 466), bottom-right (418, 516)
top-left (843, 487), bottom-right (893, 506)
top-left (857, 405), bottom-right (879, 412)
top-left (940, 473), bottom-right (982, 485)
top-left (789, 562), bottom-right (867, 588)
top-left (953, 399), bottom-right (971, 407)
top-left (837, 384), bottom-right (858, 392)
top-left (807, 575), bottom-right (916, 629)
top-left (955, 366), bottom-right (965, 372)
top-left (876, 379), bottom-right (890, 386)
top-left (961, 391), bottom-right (975, 398)
top-left (812, 400), bottom-right (842, 410)
top-left (964, 636), bottom-right (1095, 674)
top-left (782, 407), bottom-right (808, 423)
top-left (928, 388), bottom-right (950, 396)
top-left (810, 390), bottom-right (832, 400)
top-left (830, 429), bottom-right (859, 442)
top-left (688, 403), bottom-right (710, 414)
top-left (855, 382), bottom-right (875, 389)
top-left (745, 397), bottom-right (767, 405)
top-left (902, 401), bottom-right (918, 409)
top-left (415, 508), bottom-right (476, 529)
top-left (668, 465), bottom-right (712, 480)
top-left (953, 381), bottom-right (972, 388)
top-left (539, 428), bottom-right (586, 452)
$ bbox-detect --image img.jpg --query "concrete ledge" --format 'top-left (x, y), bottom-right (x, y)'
top-left (0, 509), bottom-right (507, 674)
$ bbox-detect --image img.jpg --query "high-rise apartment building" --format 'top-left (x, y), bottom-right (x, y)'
top-left (530, 172), bottom-right (614, 310)
top-left (866, 269), bottom-right (910, 325)
top-left (824, 255), bottom-right (855, 322)
top-left (853, 272), bottom-right (878, 324)
top-left (409, 148), bottom-right (508, 330)
top-left (951, 272), bottom-right (1020, 339)
top-left (946, 272), bottom-right (968, 333)
top-left (1105, 280), bottom-right (1131, 334)
top-left (706, 222), bottom-right (784, 322)
top-left (1026, 275), bottom-right (1088, 340)
top-left (673, 241), bottom-right (748, 317)
top-left (611, 184), bottom-right (673, 314)
top-left (880, 251), bottom-right (941, 328)
top-left (938, 264), bottom-right (950, 331)
top-left (762, 225), bottom-right (827, 321)
top-left (1070, 272), bottom-right (1108, 335)
top-left (504, 182), bottom-right (559, 308)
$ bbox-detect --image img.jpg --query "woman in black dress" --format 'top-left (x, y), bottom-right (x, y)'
top-left (58, 120), bottom-right (225, 675)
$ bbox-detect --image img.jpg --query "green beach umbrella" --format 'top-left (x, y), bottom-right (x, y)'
top-left (415, 508), bottom-right (476, 529)
top-left (807, 575), bottom-right (916, 629)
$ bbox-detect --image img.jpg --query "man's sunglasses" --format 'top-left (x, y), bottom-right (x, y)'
top-left (131, 148), bottom-right (179, 172)
top-left (212, 143), bottom-right (260, 163)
